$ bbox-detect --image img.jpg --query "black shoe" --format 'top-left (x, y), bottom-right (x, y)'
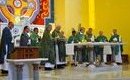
top-left (86, 64), bottom-right (90, 67)
top-left (1, 70), bottom-right (8, 74)
top-left (116, 63), bottom-right (122, 65)
top-left (44, 67), bottom-right (54, 70)
top-left (1, 70), bottom-right (8, 76)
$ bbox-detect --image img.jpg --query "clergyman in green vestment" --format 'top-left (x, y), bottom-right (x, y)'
top-left (85, 28), bottom-right (96, 64)
top-left (95, 31), bottom-right (108, 63)
top-left (30, 28), bottom-right (41, 46)
top-left (52, 25), bottom-right (66, 62)
top-left (68, 30), bottom-right (78, 43)
top-left (109, 29), bottom-right (123, 63)
top-left (40, 24), bottom-right (55, 66)
top-left (75, 27), bottom-right (86, 63)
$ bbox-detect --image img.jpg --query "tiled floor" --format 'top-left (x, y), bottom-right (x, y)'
top-left (0, 64), bottom-right (130, 80)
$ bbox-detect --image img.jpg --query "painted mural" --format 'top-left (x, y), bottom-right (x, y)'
top-left (0, 0), bottom-right (54, 25)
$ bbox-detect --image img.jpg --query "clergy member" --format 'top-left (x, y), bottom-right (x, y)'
top-left (85, 28), bottom-right (95, 42)
top-left (0, 22), bottom-right (14, 75)
top-left (30, 28), bottom-right (41, 46)
top-left (75, 27), bottom-right (86, 63)
top-left (68, 30), bottom-right (78, 65)
top-left (109, 29), bottom-right (123, 64)
top-left (40, 24), bottom-right (55, 68)
top-left (20, 26), bottom-right (30, 46)
top-left (52, 25), bottom-right (66, 63)
top-left (68, 30), bottom-right (78, 43)
top-left (85, 28), bottom-right (96, 65)
top-left (95, 31), bottom-right (108, 63)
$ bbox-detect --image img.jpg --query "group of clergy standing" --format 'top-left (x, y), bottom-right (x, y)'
top-left (68, 26), bottom-right (123, 66)
top-left (0, 22), bottom-right (66, 75)
top-left (0, 22), bottom-right (123, 75)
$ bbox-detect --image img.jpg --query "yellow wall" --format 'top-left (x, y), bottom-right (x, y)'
top-left (94, 0), bottom-right (130, 59)
top-left (55, 0), bottom-right (88, 37)
top-left (81, 0), bottom-right (89, 28)
top-left (54, 0), bottom-right (65, 29)
top-left (55, 0), bottom-right (130, 59)
top-left (65, 0), bottom-right (82, 36)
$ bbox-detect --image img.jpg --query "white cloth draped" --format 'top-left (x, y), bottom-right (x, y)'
top-left (103, 45), bottom-right (122, 63)
top-left (66, 44), bottom-right (74, 55)
top-left (103, 45), bottom-right (112, 62)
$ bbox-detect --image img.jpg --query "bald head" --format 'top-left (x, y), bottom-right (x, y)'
top-left (88, 28), bottom-right (92, 32)
top-left (99, 31), bottom-right (103, 36)
top-left (8, 22), bottom-right (14, 30)
top-left (113, 29), bottom-right (117, 35)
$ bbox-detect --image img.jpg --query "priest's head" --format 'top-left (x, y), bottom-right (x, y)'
top-left (33, 28), bottom-right (39, 34)
top-left (86, 28), bottom-right (93, 35)
top-left (113, 29), bottom-right (117, 35)
top-left (23, 26), bottom-right (30, 33)
top-left (8, 22), bottom-right (14, 30)
top-left (99, 31), bottom-right (103, 36)
top-left (72, 30), bottom-right (76, 36)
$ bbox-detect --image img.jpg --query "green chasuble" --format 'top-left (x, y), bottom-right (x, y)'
top-left (52, 29), bottom-right (66, 62)
top-left (95, 35), bottom-right (108, 62)
top-left (52, 30), bottom-right (61, 38)
top-left (96, 35), bottom-right (108, 42)
top-left (109, 34), bottom-right (123, 55)
top-left (40, 31), bottom-right (55, 64)
top-left (76, 32), bottom-right (86, 42)
top-left (75, 32), bottom-right (87, 62)
top-left (30, 32), bottom-right (40, 46)
top-left (68, 35), bottom-right (78, 43)
top-left (109, 34), bottom-right (120, 42)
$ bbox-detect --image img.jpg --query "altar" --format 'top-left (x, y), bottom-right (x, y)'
top-left (66, 42), bottom-right (124, 66)
top-left (6, 58), bottom-right (48, 80)
top-left (6, 46), bottom-right (48, 80)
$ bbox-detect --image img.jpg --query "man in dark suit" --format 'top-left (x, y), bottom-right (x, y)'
top-left (0, 22), bottom-right (14, 75)
top-left (20, 26), bottom-right (30, 46)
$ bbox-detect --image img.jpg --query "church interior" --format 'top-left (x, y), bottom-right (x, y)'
top-left (0, 0), bottom-right (130, 80)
